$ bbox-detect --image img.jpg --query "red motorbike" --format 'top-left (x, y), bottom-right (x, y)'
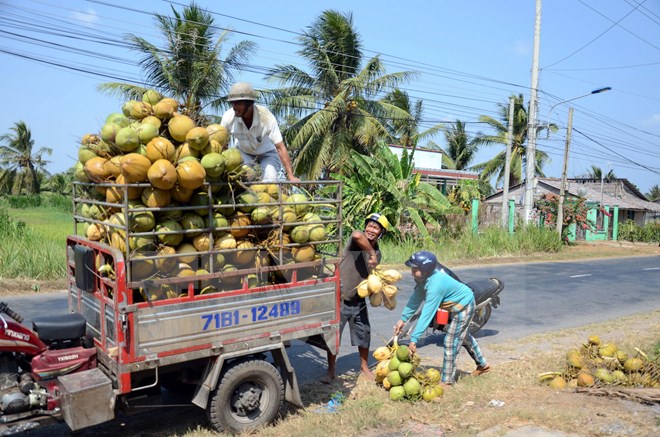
top-left (0, 302), bottom-right (96, 434)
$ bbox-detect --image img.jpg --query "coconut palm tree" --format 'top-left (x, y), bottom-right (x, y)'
top-left (42, 171), bottom-right (74, 196)
top-left (472, 93), bottom-right (556, 189)
top-left (383, 88), bottom-right (442, 150)
top-left (0, 121), bottom-right (52, 195)
top-left (440, 120), bottom-right (483, 170)
top-left (265, 10), bottom-right (416, 179)
top-left (646, 184), bottom-right (660, 201)
top-left (98, 2), bottom-right (256, 119)
top-left (585, 165), bottom-right (616, 181)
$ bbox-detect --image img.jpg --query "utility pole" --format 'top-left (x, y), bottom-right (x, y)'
top-left (556, 107), bottom-right (573, 236)
top-left (501, 97), bottom-right (515, 228)
top-left (523, 0), bottom-right (542, 223)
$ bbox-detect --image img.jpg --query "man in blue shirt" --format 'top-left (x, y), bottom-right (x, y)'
top-left (393, 251), bottom-right (490, 386)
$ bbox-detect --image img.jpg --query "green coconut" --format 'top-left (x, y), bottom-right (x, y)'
top-left (129, 235), bottom-right (156, 252)
top-left (623, 357), bottom-right (644, 372)
top-left (137, 123), bottom-right (159, 144)
top-left (128, 209), bottom-right (155, 232)
top-left (205, 213), bottom-right (229, 237)
top-left (290, 225), bottom-right (310, 244)
top-left (200, 152), bottom-right (225, 178)
top-left (396, 345), bottom-right (411, 362)
top-left (425, 368), bottom-right (441, 383)
top-left (115, 126), bottom-right (140, 152)
top-left (549, 376), bottom-right (567, 390)
top-left (285, 193), bottom-right (310, 216)
top-left (389, 385), bottom-right (406, 401)
top-left (308, 223), bottom-right (327, 242)
top-left (403, 377), bottom-right (421, 396)
top-left (388, 356), bottom-right (401, 371)
top-left (74, 161), bottom-right (89, 182)
top-left (141, 115), bottom-right (162, 130)
top-left (176, 242), bottom-right (198, 265)
top-left (221, 148), bottom-right (243, 173)
top-left (236, 191), bottom-right (258, 213)
top-left (142, 89), bottom-right (162, 105)
top-left (190, 191), bottom-right (212, 216)
top-left (105, 113), bottom-right (130, 127)
top-left (251, 206), bottom-right (272, 225)
top-left (185, 126), bottom-right (209, 151)
top-left (594, 368), bottom-right (613, 383)
top-left (78, 146), bottom-right (98, 164)
top-left (397, 362), bottom-right (414, 380)
top-left (179, 213), bottom-right (205, 237)
top-left (100, 122), bottom-right (122, 144)
top-left (156, 219), bottom-right (184, 246)
top-left (386, 370), bottom-right (403, 387)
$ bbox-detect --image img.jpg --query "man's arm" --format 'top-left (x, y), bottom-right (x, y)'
top-left (350, 230), bottom-right (378, 270)
top-left (274, 141), bottom-right (300, 182)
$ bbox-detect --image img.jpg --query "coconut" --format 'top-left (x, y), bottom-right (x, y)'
top-left (156, 219), bottom-right (184, 246)
top-left (215, 234), bottom-right (237, 250)
top-left (128, 209), bottom-right (155, 232)
top-left (623, 357), bottom-right (644, 372)
top-left (382, 284), bottom-right (398, 299)
top-left (153, 98), bottom-right (178, 120)
top-left (373, 346), bottom-right (391, 361)
top-left (129, 235), bottom-right (156, 252)
top-left (271, 206), bottom-right (297, 230)
top-left (170, 185), bottom-right (194, 203)
top-left (611, 370), bottom-right (626, 382)
top-left (109, 232), bottom-right (127, 253)
top-left (221, 148), bottom-right (243, 173)
top-left (141, 186), bottom-right (171, 208)
top-left (425, 368), bottom-right (441, 383)
top-left (291, 226), bottom-right (310, 244)
top-left (185, 126), bottom-right (209, 151)
top-left (168, 115), bottom-right (196, 143)
top-left (367, 274), bottom-right (383, 294)
top-left (285, 193), bottom-right (310, 216)
top-left (176, 160), bottom-right (206, 190)
top-left (251, 206), bottom-right (272, 225)
top-left (105, 113), bottom-right (130, 127)
top-left (132, 253), bottom-right (155, 280)
top-left (100, 122), bottom-right (121, 144)
top-left (202, 139), bottom-right (224, 156)
top-left (386, 371), bottom-right (403, 387)
top-left (103, 155), bottom-right (122, 178)
top-left (397, 362), bottom-right (414, 379)
top-left (74, 162), bottom-right (89, 182)
top-left (422, 386), bottom-right (436, 402)
top-left (403, 377), bottom-right (421, 396)
top-left (142, 89), bottom-right (162, 105)
top-left (123, 100), bottom-right (152, 119)
top-left (192, 233), bottom-right (211, 252)
top-left (235, 240), bottom-right (256, 266)
top-left (357, 280), bottom-right (370, 298)
top-left (200, 153), bottom-right (225, 178)
top-left (599, 344), bottom-right (618, 358)
top-left (205, 213), bottom-right (229, 237)
top-left (176, 242), bottom-right (198, 266)
top-left (229, 213), bottom-right (252, 238)
top-left (141, 115), bottom-right (162, 130)
top-left (588, 335), bottom-right (601, 346)
top-left (85, 223), bottom-right (106, 241)
top-left (115, 126), bottom-right (140, 152)
top-left (291, 245), bottom-right (315, 262)
top-left (236, 191), bottom-right (258, 213)
top-left (190, 191), bottom-right (212, 216)
top-left (396, 345), bottom-right (410, 362)
top-left (577, 372), bottom-right (595, 387)
top-left (154, 245), bottom-right (177, 272)
top-left (147, 159), bottom-right (178, 190)
top-left (84, 156), bottom-right (112, 182)
top-left (307, 223), bottom-right (327, 242)
top-left (137, 123), bottom-right (159, 145)
top-left (548, 376), bottom-right (567, 389)
top-left (566, 353), bottom-right (583, 369)
top-left (206, 124), bottom-right (229, 145)
top-left (375, 360), bottom-right (390, 379)
top-left (369, 292), bottom-right (383, 307)
top-left (120, 153), bottom-right (151, 183)
top-left (78, 146), bottom-right (98, 164)
top-left (383, 296), bottom-right (397, 310)
top-left (174, 143), bottom-right (199, 162)
top-left (179, 213), bottom-right (205, 237)
top-left (594, 368), bottom-right (613, 383)
top-left (146, 137), bottom-right (175, 163)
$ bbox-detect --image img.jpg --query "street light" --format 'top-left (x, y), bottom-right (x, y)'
top-left (549, 87), bottom-right (612, 236)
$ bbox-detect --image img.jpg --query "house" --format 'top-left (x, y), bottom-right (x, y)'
top-left (483, 177), bottom-right (660, 239)
top-left (388, 144), bottom-right (479, 194)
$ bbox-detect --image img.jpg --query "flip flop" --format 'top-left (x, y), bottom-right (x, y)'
top-left (472, 364), bottom-right (491, 376)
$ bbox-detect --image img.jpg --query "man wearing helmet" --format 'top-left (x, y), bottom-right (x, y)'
top-left (221, 82), bottom-right (299, 182)
top-left (393, 251), bottom-right (490, 387)
top-left (322, 213), bottom-right (390, 383)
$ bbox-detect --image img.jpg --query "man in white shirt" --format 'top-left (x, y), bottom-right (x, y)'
top-left (220, 82), bottom-right (299, 182)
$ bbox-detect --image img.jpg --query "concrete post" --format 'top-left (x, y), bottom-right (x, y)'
top-left (471, 199), bottom-right (479, 234)
top-left (612, 206), bottom-right (619, 241)
top-left (508, 199), bottom-right (515, 234)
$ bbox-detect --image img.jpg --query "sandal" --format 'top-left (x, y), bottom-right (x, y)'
top-left (472, 364), bottom-right (491, 376)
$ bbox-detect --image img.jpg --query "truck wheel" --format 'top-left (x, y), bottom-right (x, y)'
top-left (469, 304), bottom-right (492, 336)
top-left (207, 359), bottom-right (284, 434)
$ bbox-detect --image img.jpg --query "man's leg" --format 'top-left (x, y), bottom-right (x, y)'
top-left (358, 346), bottom-right (373, 379)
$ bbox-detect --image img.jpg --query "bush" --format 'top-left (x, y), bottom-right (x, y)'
top-left (619, 220), bottom-right (660, 243)
top-left (0, 193), bottom-right (71, 212)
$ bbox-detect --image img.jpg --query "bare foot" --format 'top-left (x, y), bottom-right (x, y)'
top-left (359, 368), bottom-right (374, 381)
top-left (320, 374), bottom-right (335, 384)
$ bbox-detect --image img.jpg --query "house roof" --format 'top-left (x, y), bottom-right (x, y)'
top-left (387, 144), bottom-right (479, 178)
top-left (485, 178), bottom-right (660, 213)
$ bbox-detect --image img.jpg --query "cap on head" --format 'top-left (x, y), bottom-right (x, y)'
top-left (405, 250), bottom-right (437, 276)
top-left (227, 82), bottom-right (258, 102)
top-left (365, 212), bottom-right (390, 235)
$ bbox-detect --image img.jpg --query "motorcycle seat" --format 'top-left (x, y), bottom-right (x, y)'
top-left (466, 278), bottom-right (503, 303)
top-left (32, 313), bottom-right (87, 341)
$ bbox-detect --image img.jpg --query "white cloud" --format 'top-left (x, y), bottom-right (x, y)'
top-left (71, 8), bottom-right (98, 25)
top-left (512, 39), bottom-right (530, 56)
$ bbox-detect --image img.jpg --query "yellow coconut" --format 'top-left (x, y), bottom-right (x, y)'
top-left (170, 185), bottom-right (194, 203)
top-left (141, 186), bottom-right (171, 208)
top-left (176, 242), bottom-right (198, 265)
top-left (369, 292), bottom-right (383, 307)
top-left (84, 156), bottom-right (112, 182)
top-left (146, 137), bottom-right (175, 163)
top-left (104, 155), bottom-right (122, 178)
top-left (367, 273), bottom-right (383, 294)
top-left (155, 245), bottom-right (177, 272)
top-left (215, 234), bottom-right (237, 250)
top-left (379, 269), bottom-right (403, 283)
top-left (85, 223), bottom-right (106, 241)
top-left (291, 245), bottom-right (315, 262)
top-left (185, 126), bottom-right (209, 151)
top-left (308, 223), bottom-right (327, 242)
top-left (141, 115), bottom-right (162, 130)
top-left (120, 153), bottom-right (152, 183)
top-left (153, 98), bottom-right (178, 120)
top-left (174, 143), bottom-right (199, 162)
top-left (168, 115), bottom-right (196, 143)
top-left (577, 373), bottom-right (595, 387)
top-left (373, 347), bottom-right (391, 361)
top-left (176, 160), bottom-right (206, 190)
top-left (357, 280), bottom-right (370, 298)
top-left (206, 124), bottom-right (229, 145)
top-left (147, 159), bottom-right (178, 190)
top-left (192, 233), bottom-right (211, 252)
top-left (106, 174), bottom-right (143, 203)
top-left (382, 284), bottom-right (398, 298)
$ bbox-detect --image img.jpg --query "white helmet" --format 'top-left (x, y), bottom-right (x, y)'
top-left (227, 82), bottom-right (258, 102)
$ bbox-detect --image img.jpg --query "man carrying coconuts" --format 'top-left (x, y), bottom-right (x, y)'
top-left (322, 213), bottom-right (390, 384)
top-left (221, 82), bottom-right (300, 183)
top-left (393, 251), bottom-right (490, 387)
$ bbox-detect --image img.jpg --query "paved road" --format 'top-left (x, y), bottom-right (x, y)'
top-left (2, 255), bottom-right (658, 436)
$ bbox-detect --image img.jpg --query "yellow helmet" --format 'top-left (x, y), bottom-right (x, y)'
top-left (365, 212), bottom-right (390, 234)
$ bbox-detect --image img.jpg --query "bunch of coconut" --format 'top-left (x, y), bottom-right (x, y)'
top-left (72, 90), bottom-right (335, 300)
top-left (538, 335), bottom-right (659, 389)
top-left (356, 267), bottom-right (402, 310)
top-left (372, 341), bottom-right (444, 402)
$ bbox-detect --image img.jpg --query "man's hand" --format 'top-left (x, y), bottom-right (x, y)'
top-left (393, 320), bottom-right (405, 336)
top-left (367, 254), bottom-right (379, 270)
top-left (408, 342), bottom-right (417, 354)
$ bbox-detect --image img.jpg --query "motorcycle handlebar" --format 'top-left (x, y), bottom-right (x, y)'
top-left (0, 302), bottom-right (24, 324)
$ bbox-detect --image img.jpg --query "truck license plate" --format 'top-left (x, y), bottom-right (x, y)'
top-left (200, 300), bottom-right (301, 330)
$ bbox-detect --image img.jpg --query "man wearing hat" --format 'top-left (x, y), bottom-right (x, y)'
top-left (221, 82), bottom-right (299, 182)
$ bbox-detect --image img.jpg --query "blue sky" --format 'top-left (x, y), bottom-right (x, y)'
top-left (1, 0), bottom-right (658, 194)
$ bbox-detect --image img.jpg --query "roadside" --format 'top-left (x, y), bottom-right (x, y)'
top-left (0, 240), bottom-right (657, 297)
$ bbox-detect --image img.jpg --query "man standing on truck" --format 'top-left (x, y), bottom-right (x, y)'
top-left (221, 82), bottom-right (300, 182)
top-left (322, 213), bottom-right (390, 383)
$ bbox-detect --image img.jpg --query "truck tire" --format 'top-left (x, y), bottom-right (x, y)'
top-left (207, 359), bottom-right (284, 434)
